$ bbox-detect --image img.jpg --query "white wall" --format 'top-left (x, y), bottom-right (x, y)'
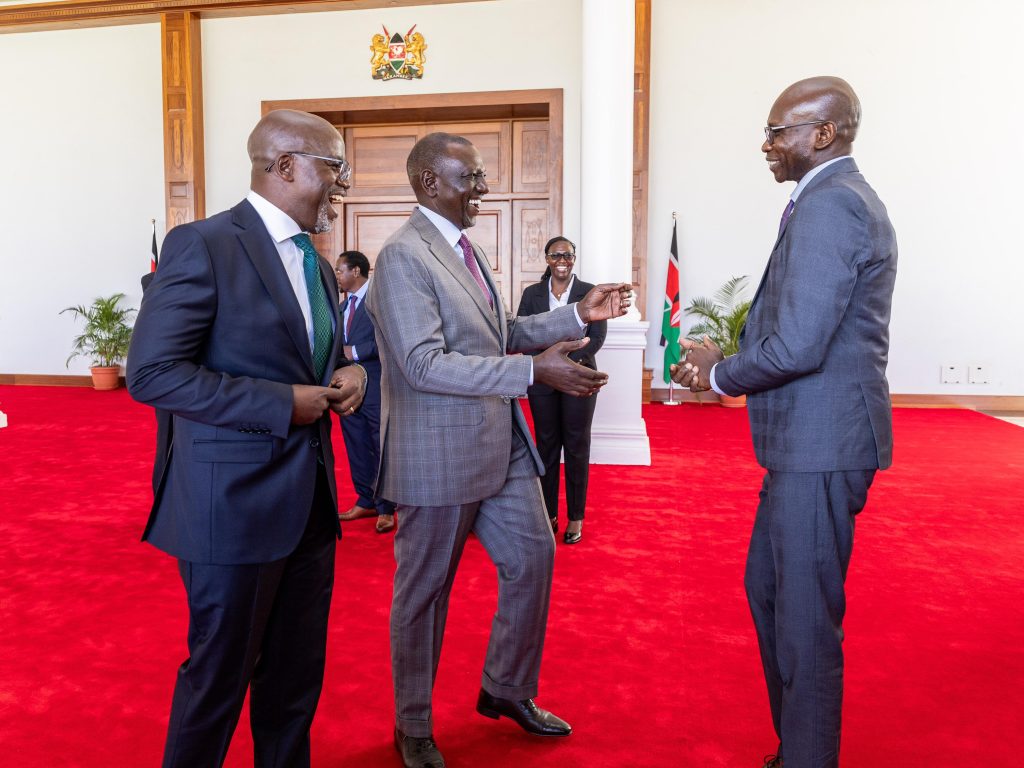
top-left (201, 0), bottom-right (583, 237)
top-left (0, 24), bottom-right (164, 375)
top-left (645, 0), bottom-right (1024, 396)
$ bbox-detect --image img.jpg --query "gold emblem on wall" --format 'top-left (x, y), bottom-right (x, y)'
top-left (371, 25), bottom-right (427, 81)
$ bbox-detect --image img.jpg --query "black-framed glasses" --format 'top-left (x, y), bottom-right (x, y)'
top-left (763, 120), bottom-right (830, 145)
top-left (545, 252), bottom-right (576, 263)
top-left (265, 151), bottom-right (352, 181)
top-left (459, 171), bottom-right (487, 184)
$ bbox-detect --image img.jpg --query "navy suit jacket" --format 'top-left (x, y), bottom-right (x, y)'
top-left (127, 199), bottom-right (348, 565)
top-left (517, 277), bottom-right (606, 396)
top-left (343, 291), bottom-right (381, 409)
top-left (715, 158), bottom-right (897, 473)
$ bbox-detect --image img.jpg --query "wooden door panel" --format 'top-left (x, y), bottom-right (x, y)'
top-left (343, 202), bottom-right (417, 264)
top-left (512, 121), bottom-right (550, 194)
top-left (511, 199), bottom-right (550, 313)
top-left (344, 125), bottom-right (420, 197)
top-left (467, 201), bottom-right (512, 309)
top-left (430, 121), bottom-right (511, 194)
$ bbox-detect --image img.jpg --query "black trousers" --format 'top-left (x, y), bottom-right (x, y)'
top-left (161, 466), bottom-right (337, 768)
top-left (527, 389), bottom-right (597, 522)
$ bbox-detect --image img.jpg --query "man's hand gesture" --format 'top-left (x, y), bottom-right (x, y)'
top-left (577, 283), bottom-right (633, 323)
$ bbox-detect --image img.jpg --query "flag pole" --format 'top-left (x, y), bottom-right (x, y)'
top-left (663, 211), bottom-right (682, 405)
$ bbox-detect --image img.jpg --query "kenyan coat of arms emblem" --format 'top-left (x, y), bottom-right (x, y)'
top-left (371, 25), bottom-right (427, 81)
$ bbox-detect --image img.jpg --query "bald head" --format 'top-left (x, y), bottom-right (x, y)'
top-left (248, 109), bottom-right (341, 178)
top-left (247, 109), bottom-right (348, 234)
top-left (776, 76), bottom-right (861, 149)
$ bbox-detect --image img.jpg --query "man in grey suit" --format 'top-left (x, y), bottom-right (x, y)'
top-left (365, 132), bottom-right (631, 768)
top-left (673, 77), bottom-right (897, 768)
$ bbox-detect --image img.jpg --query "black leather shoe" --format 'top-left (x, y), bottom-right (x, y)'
top-left (394, 728), bottom-right (446, 768)
top-left (563, 521), bottom-right (582, 545)
top-left (476, 689), bottom-right (572, 736)
top-left (549, 517), bottom-right (558, 535)
top-left (762, 753), bottom-right (782, 767)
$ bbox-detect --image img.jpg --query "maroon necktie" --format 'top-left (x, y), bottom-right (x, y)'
top-left (458, 234), bottom-right (493, 309)
top-left (345, 295), bottom-right (357, 339)
top-left (778, 200), bottom-right (795, 235)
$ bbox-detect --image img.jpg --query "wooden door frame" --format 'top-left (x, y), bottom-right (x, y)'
top-left (261, 88), bottom-right (563, 235)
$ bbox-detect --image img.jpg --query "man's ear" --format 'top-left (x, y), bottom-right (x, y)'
top-left (419, 169), bottom-right (439, 198)
top-left (269, 153), bottom-right (296, 182)
top-left (814, 122), bottom-right (838, 150)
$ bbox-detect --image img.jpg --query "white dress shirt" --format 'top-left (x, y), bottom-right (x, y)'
top-left (246, 190), bottom-right (336, 355)
top-left (548, 274), bottom-right (576, 311)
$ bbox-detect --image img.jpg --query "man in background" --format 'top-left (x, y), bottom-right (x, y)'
top-left (127, 109), bottom-right (366, 768)
top-left (367, 131), bottom-right (632, 768)
top-left (334, 249), bottom-right (396, 533)
top-left (673, 77), bottom-right (897, 768)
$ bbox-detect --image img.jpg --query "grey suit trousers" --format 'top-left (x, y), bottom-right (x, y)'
top-left (390, 433), bottom-right (555, 737)
top-left (744, 469), bottom-right (875, 768)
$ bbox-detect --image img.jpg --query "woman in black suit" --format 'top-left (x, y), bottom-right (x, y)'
top-left (517, 236), bottom-right (606, 544)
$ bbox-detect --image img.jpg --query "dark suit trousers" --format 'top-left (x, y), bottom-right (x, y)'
top-left (390, 433), bottom-right (555, 737)
top-left (744, 469), bottom-right (875, 768)
top-left (162, 466), bottom-right (337, 768)
top-left (528, 390), bottom-right (597, 522)
top-left (340, 401), bottom-right (395, 515)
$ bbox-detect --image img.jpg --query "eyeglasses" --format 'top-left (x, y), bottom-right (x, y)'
top-left (763, 120), bottom-right (830, 145)
top-left (265, 151), bottom-right (352, 181)
top-left (459, 171), bottom-right (487, 184)
top-left (545, 252), bottom-right (576, 262)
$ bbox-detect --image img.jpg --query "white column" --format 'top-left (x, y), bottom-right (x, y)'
top-left (579, 0), bottom-right (650, 465)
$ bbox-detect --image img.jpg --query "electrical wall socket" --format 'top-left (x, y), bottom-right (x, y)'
top-left (968, 365), bottom-right (989, 384)
top-left (941, 364), bottom-right (963, 384)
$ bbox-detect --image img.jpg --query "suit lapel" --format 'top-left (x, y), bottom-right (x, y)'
top-left (411, 210), bottom-right (501, 339)
top-left (751, 158), bottom-right (860, 315)
top-left (233, 201), bottom-right (316, 377)
top-left (318, 255), bottom-right (341, 382)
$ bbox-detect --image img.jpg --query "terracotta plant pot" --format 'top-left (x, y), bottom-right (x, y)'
top-left (719, 393), bottom-right (746, 408)
top-left (90, 366), bottom-right (122, 390)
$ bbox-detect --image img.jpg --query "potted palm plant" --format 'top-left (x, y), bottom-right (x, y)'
top-left (684, 276), bottom-right (752, 407)
top-left (61, 293), bottom-right (136, 390)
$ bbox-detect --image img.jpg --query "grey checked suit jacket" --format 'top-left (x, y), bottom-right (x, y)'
top-left (365, 208), bottom-right (584, 508)
top-left (714, 158), bottom-right (897, 473)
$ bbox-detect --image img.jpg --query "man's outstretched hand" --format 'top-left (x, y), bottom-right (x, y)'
top-left (669, 336), bottom-right (724, 393)
top-left (577, 283), bottom-right (633, 323)
top-left (533, 338), bottom-right (608, 397)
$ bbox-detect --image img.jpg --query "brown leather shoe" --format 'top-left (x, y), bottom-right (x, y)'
top-left (338, 505), bottom-right (376, 521)
top-left (394, 727), bottom-right (445, 768)
top-left (375, 513), bottom-right (395, 533)
top-left (763, 753), bottom-right (782, 767)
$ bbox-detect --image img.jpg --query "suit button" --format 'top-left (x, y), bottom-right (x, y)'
top-left (309, 438), bottom-right (320, 449)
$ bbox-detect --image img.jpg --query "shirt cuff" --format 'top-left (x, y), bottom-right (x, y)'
top-left (709, 362), bottom-right (726, 396)
top-left (572, 304), bottom-right (586, 328)
top-left (350, 345), bottom-right (359, 361)
top-left (528, 358), bottom-right (533, 386)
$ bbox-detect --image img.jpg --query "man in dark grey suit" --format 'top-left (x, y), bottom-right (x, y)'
top-left (366, 132), bottom-right (631, 768)
top-left (673, 77), bottom-right (897, 768)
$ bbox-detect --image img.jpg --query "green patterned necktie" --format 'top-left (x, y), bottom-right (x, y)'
top-left (291, 233), bottom-right (334, 381)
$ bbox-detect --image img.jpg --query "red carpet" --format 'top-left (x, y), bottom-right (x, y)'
top-left (0, 385), bottom-right (1022, 767)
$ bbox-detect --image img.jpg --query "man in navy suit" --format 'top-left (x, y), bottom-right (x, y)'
top-left (333, 249), bottom-right (396, 533)
top-left (127, 109), bottom-right (367, 768)
top-left (673, 77), bottom-right (897, 768)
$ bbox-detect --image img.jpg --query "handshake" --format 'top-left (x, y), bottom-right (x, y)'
top-left (669, 336), bottom-right (725, 393)
top-left (290, 366), bottom-right (368, 425)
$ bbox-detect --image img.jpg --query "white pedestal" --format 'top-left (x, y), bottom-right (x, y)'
top-left (591, 316), bottom-right (651, 465)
